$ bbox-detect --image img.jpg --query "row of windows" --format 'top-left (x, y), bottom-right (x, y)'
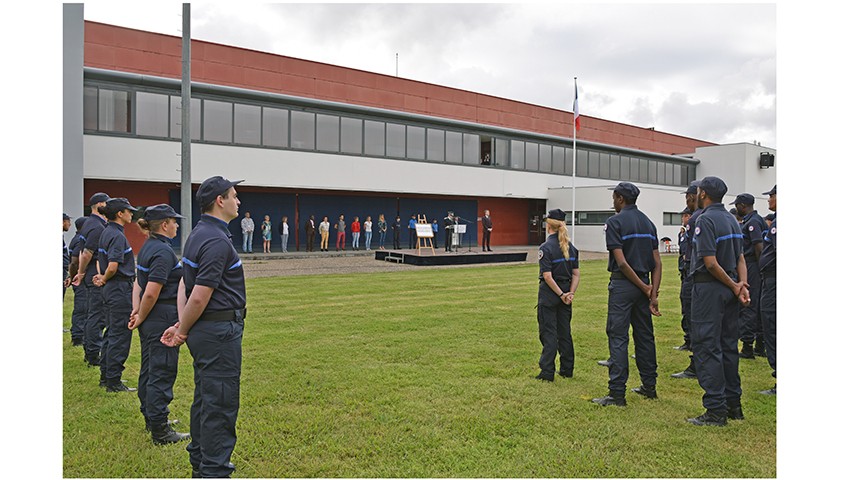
top-left (549, 211), bottom-right (687, 226)
top-left (84, 84), bottom-right (695, 187)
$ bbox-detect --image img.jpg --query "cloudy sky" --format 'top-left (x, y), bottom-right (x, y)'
top-left (83, 2), bottom-right (776, 148)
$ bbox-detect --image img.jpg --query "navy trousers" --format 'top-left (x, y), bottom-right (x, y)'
top-left (760, 275), bottom-right (777, 378)
top-left (680, 274), bottom-right (693, 347)
top-left (537, 282), bottom-right (574, 377)
top-left (739, 260), bottom-right (763, 344)
top-left (691, 281), bottom-right (742, 412)
top-left (606, 277), bottom-right (657, 396)
top-left (70, 283), bottom-right (88, 343)
top-left (102, 280), bottom-right (133, 386)
top-left (84, 283), bottom-right (106, 364)
top-left (187, 317), bottom-right (244, 478)
top-left (138, 304), bottom-right (180, 424)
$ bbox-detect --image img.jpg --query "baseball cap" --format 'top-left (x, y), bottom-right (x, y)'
top-left (89, 192), bottom-right (110, 205)
top-left (762, 185), bottom-right (777, 196)
top-left (729, 193), bottom-right (755, 205)
top-left (196, 176), bottom-right (244, 207)
top-left (143, 204), bottom-right (185, 221)
top-left (610, 182), bottom-right (640, 201)
top-left (698, 176), bottom-right (728, 199)
top-left (547, 209), bottom-right (566, 221)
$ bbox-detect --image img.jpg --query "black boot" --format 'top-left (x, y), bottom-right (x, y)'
top-left (150, 421), bottom-right (190, 445)
top-left (632, 384), bottom-right (658, 399)
top-left (739, 340), bottom-right (755, 359)
top-left (145, 418), bottom-right (180, 432)
top-left (754, 338), bottom-right (766, 357)
top-left (687, 409), bottom-right (727, 426)
top-left (671, 355), bottom-right (697, 379)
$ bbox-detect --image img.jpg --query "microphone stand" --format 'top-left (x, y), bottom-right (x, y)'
top-left (455, 215), bottom-right (475, 253)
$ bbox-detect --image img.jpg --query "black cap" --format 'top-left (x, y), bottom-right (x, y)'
top-left (762, 184), bottom-right (777, 195)
top-left (63, 213), bottom-right (71, 220)
top-left (698, 176), bottom-right (728, 199)
top-left (75, 216), bottom-right (87, 230)
top-left (681, 181), bottom-right (701, 195)
top-left (730, 193), bottom-right (755, 205)
top-left (729, 207), bottom-right (738, 215)
top-left (547, 209), bottom-right (566, 221)
top-left (143, 204), bottom-right (185, 221)
top-left (680, 207), bottom-right (692, 215)
top-left (610, 182), bottom-right (640, 200)
top-left (765, 213), bottom-right (776, 222)
top-left (89, 192), bottom-right (110, 205)
top-left (105, 197), bottom-right (138, 213)
top-left (196, 176), bottom-right (244, 207)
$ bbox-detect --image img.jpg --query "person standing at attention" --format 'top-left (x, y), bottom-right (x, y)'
top-left (240, 212), bottom-right (254, 253)
top-left (351, 216), bottom-right (361, 251)
top-left (279, 216), bottom-right (290, 253)
top-left (261, 215), bottom-right (272, 253)
top-left (364, 216), bottom-right (373, 251)
top-left (377, 214), bottom-right (387, 250)
top-left (481, 209), bottom-right (493, 252)
top-left (319, 216), bottom-right (331, 252)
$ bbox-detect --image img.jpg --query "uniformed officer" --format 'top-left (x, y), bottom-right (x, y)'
top-left (72, 192), bottom-right (110, 368)
top-left (535, 209), bottom-right (580, 381)
top-left (675, 205), bottom-right (693, 351)
top-left (731, 193), bottom-right (766, 359)
top-left (686, 176), bottom-right (751, 426)
top-left (758, 185), bottom-right (777, 395)
top-left (592, 182), bottom-right (662, 407)
top-left (67, 216), bottom-right (88, 347)
top-left (392, 216), bottom-right (402, 249)
top-left (129, 204), bottom-right (191, 444)
top-left (93, 197), bottom-right (139, 393)
top-left (161, 176), bottom-right (246, 478)
top-left (671, 182), bottom-right (701, 379)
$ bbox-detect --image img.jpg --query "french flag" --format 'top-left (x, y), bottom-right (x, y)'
top-left (573, 78), bottom-right (580, 132)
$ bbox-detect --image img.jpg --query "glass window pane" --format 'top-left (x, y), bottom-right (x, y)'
top-left (539, 144), bottom-right (552, 172)
top-left (656, 161), bottom-right (665, 184)
top-left (445, 131), bottom-right (462, 163)
top-left (494, 138), bottom-right (509, 167)
top-left (340, 117), bottom-right (362, 154)
top-left (565, 147), bottom-right (574, 175)
top-left (364, 120), bottom-right (385, 156)
top-left (407, 125), bottom-right (425, 160)
top-left (510, 140), bottom-right (525, 169)
top-left (316, 113), bottom-right (340, 152)
top-left (620, 156), bottom-right (630, 180)
top-left (649, 159), bottom-right (658, 184)
top-left (629, 157), bottom-right (639, 182)
top-left (576, 149), bottom-right (588, 176)
top-left (386, 123), bottom-right (406, 158)
top-left (234, 103), bottom-right (261, 145)
top-left (170, 96), bottom-right (201, 140)
top-left (673, 164), bottom-right (682, 185)
top-left (84, 87), bottom-right (97, 130)
top-left (598, 152), bottom-right (610, 178)
top-left (588, 151), bottom-right (600, 177)
top-left (427, 128), bottom-right (444, 161)
top-left (136, 92), bottom-right (169, 137)
top-left (463, 133), bottom-right (480, 165)
top-left (290, 110), bottom-right (315, 150)
top-left (551, 146), bottom-right (564, 174)
top-left (98, 88), bottom-right (132, 133)
top-left (609, 154), bottom-right (620, 180)
top-left (262, 107), bottom-right (289, 147)
top-left (681, 165), bottom-right (689, 186)
top-left (640, 158), bottom-right (650, 182)
top-left (525, 142), bottom-right (539, 171)
top-left (203, 99), bottom-right (233, 143)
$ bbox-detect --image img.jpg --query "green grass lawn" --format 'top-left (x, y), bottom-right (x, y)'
top-left (63, 259), bottom-right (775, 478)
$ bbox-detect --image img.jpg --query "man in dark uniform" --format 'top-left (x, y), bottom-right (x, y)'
top-left (592, 182), bottom-right (662, 407)
top-left (305, 215), bottom-right (316, 252)
top-left (392, 216), bottom-right (402, 250)
top-left (481, 209), bottom-right (493, 251)
top-left (732, 193), bottom-right (766, 359)
top-left (161, 176), bottom-right (246, 479)
top-left (686, 176), bottom-right (750, 426)
top-left (72, 192), bottom-right (110, 368)
top-left (671, 182), bottom-right (701, 379)
top-left (674, 205), bottom-right (693, 351)
top-left (535, 209), bottom-right (580, 381)
top-left (67, 216), bottom-right (88, 347)
top-left (758, 185), bottom-right (777, 395)
top-left (443, 212), bottom-right (455, 252)
top-left (93, 197), bottom-right (139, 393)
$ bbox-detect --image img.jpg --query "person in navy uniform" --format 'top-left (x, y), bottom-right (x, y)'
top-left (675, 205), bottom-right (693, 352)
top-left (592, 182), bottom-right (662, 407)
top-left (129, 204), bottom-right (191, 445)
top-left (534, 209), bottom-right (580, 381)
top-left (671, 182), bottom-right (702, 380)
top-left (161, 176), bottom-right (246, 479)
top-left (758, 185), bottom-right (777, 395)
top-left (392, 216), bottom-right (402, 250)
top-left (731, 193), bottom-right (766, 359)
top-left (72, 192), bottom-right (110, 368)
top-left (93, 197), bottom-right (139, 393)
top-left (67, 216), bottom-right (88, 347)
top-left (686, 176), bottom-right (751, 426)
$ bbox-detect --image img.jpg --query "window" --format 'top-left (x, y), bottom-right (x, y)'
top-left (262, 107), bottom-right (289, 147)
top-left (494, 138), bottom-right (509, 167)
top-left (648, 159), bottom-right (658, 184)
top-left (316, 113), bottom-right (340, 152)
top-left (629, 157), bottom-right (639, 182)
top-left (620, 156), bottom-right (630, 180)
top-left (463, 133), bottom-right (480, 165)
top-left (364, 120), bottom-right (385, 156)
top-left (511, 140), bottom-right (525, 169)
top-left (427, 128), bottom-right (444, 161)
top-left (407, 125), bottom-right (425, 160)
top-left (673, 164), bottom-right (682, 186)
top-left (680, 165), bottom-right (689, 186)
top-left (663, 212), bottom-right (684, 226)
top-left (575, 211), bottom-right (616, 225)
top-left (386, 123), bottom-right (406, 157)
top-left (657, 161), bottom-right (666, 184)
top-left (576, 149), bottom-right (588, 176)
top-left (290, 111), bottom-right (315, 150)
top-left (98, 88), bottom-right (132, 133)
top-left (564, 147), bottom-right (574, 175)
top-left (588, 151), bottom-right (600, 178)
top-left (234, 103), bottom-right (261, 145)
top-left (445, 131), bottom-right (462, 163)
top-left (639, 158), bottom-right (650, 183)
top-left (203, 99), bottom-right (232, 143)
top-left (340, 117), bottom-right (362, 154)
top-left (83, 87), bottom-right (98, 130)
top-left (609, 154), bottom-right (620, 180)
top-left (599, 152), bottom-right (610, 178)
top-left (136, 92), bottom-right (169, 138)
top-left (538, 144), bottom-right (552, 173)
top-left (170, 96), bottom-right (201, 140)
top-left (525, 142), bottom-right (539, 171)
top-left (551, 146), bottom-right (565, 174)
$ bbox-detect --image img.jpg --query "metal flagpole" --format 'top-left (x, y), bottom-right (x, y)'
top-left (571, 77), bottom-right (577, 244)
top-left (180, 3), bottom-right (192, 252)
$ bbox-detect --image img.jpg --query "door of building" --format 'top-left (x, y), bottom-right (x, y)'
top-left (528, 199), bottom-right (547, 245)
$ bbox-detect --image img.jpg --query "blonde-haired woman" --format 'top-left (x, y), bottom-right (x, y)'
top-left (535, 209), bottom-right (580, 382)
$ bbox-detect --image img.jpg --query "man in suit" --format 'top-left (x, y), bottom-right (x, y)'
top-left (481, 209), bottom-right (493, 252)
top-left (305, 215), bottom-right (316, 252)
top-left (443, 212), bottom-right (455, 252)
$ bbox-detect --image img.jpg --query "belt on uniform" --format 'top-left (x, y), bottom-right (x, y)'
top-left (539, 278), bottom-right (572, 284)
top-left (693, 271), bottom-right (736, 283)
top-left (610, 271), bottom-right (649, 282)
top-left (112, 275), bottom-right (135, 283)
top-left (156, 298), bottom-right (177, 306)
top-left (198, 308), bottom-right (247, 322)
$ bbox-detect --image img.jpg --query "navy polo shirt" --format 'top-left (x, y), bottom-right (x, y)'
top-left (97, 222), bottom-right (136, 279)
top-left (538, 233), bottom-right (579, 281)
top-left (605, 205), bottom-right (659, 274)
top-left (690, 203), bottom-right (743, 275)
top-left (740, 210), bottom-right (765, 261)
top-left (684, 209), bottom-right (702, 272)
top-left (63, 238), bottom-right (70, 276)
top-left (137, 233), bottom-right (182, 301)
top-left (69, 232), bottom-right (84, 258)
top-left (78, 214), bottom-right (108, 284)
top-left (759, 218), bottom-right (776, 273)
top-left (181, 214), bottom-right (246, 313)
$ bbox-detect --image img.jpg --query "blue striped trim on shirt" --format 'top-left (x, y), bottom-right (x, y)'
top-left (715, 233), bottom-right (743, 243)
top-left (123, 247), bottom-right (133, 254)
top-left (228, 260), bottom-right (242, 270)
top-left (551, 257), bottom-right (577, 263)
top-left (621, 233), bottom-right (657, 241)
top-left (181, 257), bottom-right (199, 268)
top-left (136, 264), bottom-right (151, 272)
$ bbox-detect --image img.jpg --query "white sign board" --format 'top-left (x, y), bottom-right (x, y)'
top-left (455, 224), bottom-right (467, 234)
top-left (416, 224), bottom-right (434, 238)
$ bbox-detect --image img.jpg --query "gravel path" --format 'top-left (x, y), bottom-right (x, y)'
top-left (241, 247), bottom-right (609, 279)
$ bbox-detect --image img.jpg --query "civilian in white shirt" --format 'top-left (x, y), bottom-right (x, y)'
top-left (240, 212), bottom-right (255, 253)
top-left (280, 216), bottom-right (290, 253)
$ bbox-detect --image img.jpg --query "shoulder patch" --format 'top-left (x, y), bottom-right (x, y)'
top-left (694, 227), bottom-right (701, 235)
top-left (538, 249), bottom-right (544, 260)
top-left (770, 227), bottom-right (776, 235)
top-left (603, 224), bottom-right (608, 232)
top-left (748, 225), bottom-right (754, 232)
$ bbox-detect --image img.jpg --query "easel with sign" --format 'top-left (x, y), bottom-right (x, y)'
top-left (415, 214), bottom-right (436, 256)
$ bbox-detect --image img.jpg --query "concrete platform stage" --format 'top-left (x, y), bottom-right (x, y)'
top-left (375, 249), bottom-right (528, 266)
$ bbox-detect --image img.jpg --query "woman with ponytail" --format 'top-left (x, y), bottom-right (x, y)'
top-left (534, 209), bottom-right (580, 382)
top-left (128, 204), bottom-right (191, 445)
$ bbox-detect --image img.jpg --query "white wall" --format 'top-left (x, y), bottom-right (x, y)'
top-left (695, 143), bottom-right (777, 204)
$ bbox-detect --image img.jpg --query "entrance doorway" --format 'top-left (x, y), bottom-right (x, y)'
top-left (528, 199), bottom-right (547, 245)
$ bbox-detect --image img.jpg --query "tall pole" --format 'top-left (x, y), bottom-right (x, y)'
top-left (395, 52), bottom-right (398, 76)
top-left (571, 77), bottom-right (578, 244)
top-left (180, 3), bottom-right (192, 251)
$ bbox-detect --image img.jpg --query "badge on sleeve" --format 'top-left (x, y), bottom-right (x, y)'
top-left (603, 224), bottom-right (608, 232)
top-left (771, 227), bottom-right (776, 235)
top-left (538, 249), bottom-right (544, 260)
top-left (694, 227), bottom-right (700, 235)
top-left (749, 225), bottom-right (754, 232)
